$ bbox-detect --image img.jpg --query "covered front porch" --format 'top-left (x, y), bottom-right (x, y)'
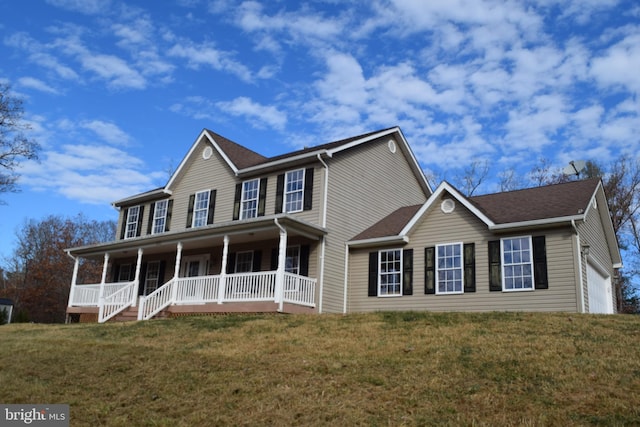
top-left (66, 215), bottom-right (325, 323)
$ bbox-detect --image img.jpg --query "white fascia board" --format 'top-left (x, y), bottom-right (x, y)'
top-left (348, 235), bottom-right (410, 249)
top-left (588, 181), bottom-right (623, 266)
top-left (112, 188), bottom-right (172, 207)
top-left (237, 150), bottom-right (332, 176)
top-left (400, 182), bottom-right (495, 235)
top-left (488, 214), bottom-right (585, 231)
top-left (203, 130), bottom-right (240, 175)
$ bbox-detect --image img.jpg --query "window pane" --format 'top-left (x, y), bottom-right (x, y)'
top-left (502, 237), bottom-right (533, 290)
top-left (436, 243), bottom-right (463, 294)
top-left (285, 170), bottom-right (304, 212)
top-left (378, 250), bottom-right (402, 296)
top-left (193, 191), bottom-right (210, 227)
top-left (241, 179), bottom-right (260, 219)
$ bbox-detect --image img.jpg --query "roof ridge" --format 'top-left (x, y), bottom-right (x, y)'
top-left (470, 177), bottom-right (600, 199)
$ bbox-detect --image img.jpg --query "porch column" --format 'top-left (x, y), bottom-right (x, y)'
top-left (171, 242), bottom-right (183, 302)
top-left (97, 253), bottom-right (110, 321)
top-left (67, 255), bottom-right (80, 307)
top-left (131, 248), bottom-right (144, 306)
top-left (218, 235), bottom-right (229, 304)
top-left (275, 227), bottom-right (288, 312)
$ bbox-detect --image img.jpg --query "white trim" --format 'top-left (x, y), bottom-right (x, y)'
top-left (192, 189), bottom-right (212, 228)
top-left (240, 178), bottom-right (260, 220)
top-left (501, 236), bottom-right (535, 292)
top-left (234, 250), bottom-right (254, 273)
top-left (284, 168), bottom-right (305, 213)
top-left (435, 242), bottom-right (465, 295)
top-left (489, 215), bottom-right (585, 230)
top-left (348, 235), bottom-right (409, 248)
top-left (377, 248), bottom-right (403, 297)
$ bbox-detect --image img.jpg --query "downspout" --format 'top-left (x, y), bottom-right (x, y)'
top-left (572, 220), bottom-right (586, 313)
top-left (343, 243), bottom-right (349, 314)
top-left (317, 153), bottom-right (329, 314)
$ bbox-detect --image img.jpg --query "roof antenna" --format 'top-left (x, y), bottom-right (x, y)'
top-left (563, 160), bottom-right (586, 177)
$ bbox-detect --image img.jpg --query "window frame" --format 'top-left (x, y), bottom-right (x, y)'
top-left (124, 206), bottom-right (140, 239)
top-left (285, 245), bottom-right (301, 274)
top-left (240, 179), bottom-right (260, 220)
top-left (378, 249), bottom-right (403, 297)
top-left (192, 190), bottom-right (211, 228)
top-left (152, 200), bottom-right (169, 235)
top-left (284, 169), bottom-right (305, 213)
top-left (501, 236), bottom-right (535, 292)
top-left (143, 261), bottom-right (161, 295)
top-left (118, 264), bottom-right (132, 282)
top-left (435, 242), bottom-right (464, 295)
top-left (234, 251), bottom-right (254, 273)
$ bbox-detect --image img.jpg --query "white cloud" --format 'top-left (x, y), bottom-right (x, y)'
top-left (167, 41), bottom-right (253, 82)
top-left (17, 76), bottom-right (59, 95)
top-left (79, 53), bottom-right (147, 89)
top-left (591, 33), bottom-right (640, 93)
top-left (80, 120), bottom-right (132, 146)
top-left (216, 97), bottom-right (287, 130)
top-left (45, 0), bottom-right (111, 15)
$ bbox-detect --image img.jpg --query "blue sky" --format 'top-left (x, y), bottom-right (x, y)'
top-left (0, 0), bottom-right (639, 259)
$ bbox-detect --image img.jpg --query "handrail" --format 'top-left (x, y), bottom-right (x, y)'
top-left (138, 279), bottom-right (175, 321)
top-left (99, 281), bottom-right (136, 323)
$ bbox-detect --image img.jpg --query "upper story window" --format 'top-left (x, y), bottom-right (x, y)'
top-left (436, 243), bottom-right (464, 294)
top-left (241, 179), bottom-right (260, 219)
top-left (187, 190), bottom-right (216, 228)
top-left (502, 236), bottom-right (533, 291)
top-left (125, 206), bottom-right (141, 239)
top-left (285, 169), bottom-right (305, 213)
top-left (275, 168), bottom-right (314, 214)
top-left (151, 200), bottom-right (169, 235)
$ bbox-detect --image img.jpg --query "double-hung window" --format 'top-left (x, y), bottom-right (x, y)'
top-left (193, 190), bottom-right (210, 228)
top-left (285, 246), bottom-right (300, 274)
top-left (241, 179), bottom-right (260, 219)
top-left (436, 243), bottom-right (463, 294)
top-left (285, 169), bottom-right (305, 213)
top-left (152, 200), bottom-right (168, 235)
top-left (125, 206), bottom-right (140, 239)
top-left (234, 251), bottom-right (254, 273)
top-left (143, 261), bottom-right (161, 295)
top-left (379, 249), bottom-right (402, 296)
top-left (502, 236), bottom-right (534, 291)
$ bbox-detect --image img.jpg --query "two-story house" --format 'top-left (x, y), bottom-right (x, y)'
top-left (66, 127), bottom-right (431, 322)
top-left (66, 127), bottom-right (622, 323)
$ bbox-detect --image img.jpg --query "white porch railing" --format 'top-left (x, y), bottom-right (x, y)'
top-left (283, 272), bottom-right (316, 307)
top-left (69, 284), bottom-right (100, 306)
top-left (99, 281), bottom-right (136, 323)
top-left (71, 272), bottom-right (316, 321)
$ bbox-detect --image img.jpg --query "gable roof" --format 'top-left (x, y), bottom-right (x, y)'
top-left (118, 126), bottom-right (431, 206)
top-left (469, 178), bottom-right (601, 225)
top-left (350, 178), bottom-right (610, 246)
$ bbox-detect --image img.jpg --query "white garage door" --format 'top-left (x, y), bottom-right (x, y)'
top-left (587, 262), bottom-right (614, 314)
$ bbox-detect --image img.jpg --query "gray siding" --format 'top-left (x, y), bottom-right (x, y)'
top-left (348, 192), bottom-right (580, 313)
top-left (321, 136), bottom-right (429, 313)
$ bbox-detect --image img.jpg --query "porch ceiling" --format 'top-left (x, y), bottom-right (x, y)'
top-left (67, 214), bottom-right (326, 260)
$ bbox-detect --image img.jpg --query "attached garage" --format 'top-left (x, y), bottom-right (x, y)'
top-left (587, 261), bottom-right (614, 314)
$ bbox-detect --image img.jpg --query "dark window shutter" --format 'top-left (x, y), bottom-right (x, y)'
top-left (532, 236), bottom-right (548, 289)
top-left (270, 248), bottom-right (278, 271)
top-left (186, 194), bottom-right (195, 228)
top-left (147, 203), bottom-right (156, 235)
top-left (120, 208), bottom-right (129, 239)
top-left (403, 249), bottom-right (413, 296)
top-left (112, 264), bottom-right (120, 282)
top-left (464, 243), bottom-right (476, 293)
top-left (368, 251), bottom-right (378, 297)
top-left (303, 167), bottom-right (314, 211)
top-left (227, 252), bottom-right (236, 274)
top-left (136, 206), bottom-right (145, 237)
top-left (275, 174), bottom-right (285, 214)
top-left (258, 178), bottom-right (268, 216)
top-left (139, 262), bottom-right (148, 296)
top-left (253, 251), bottom-right (262, 272)
top-left (129, 264), bottom-right (136, 281)
top-left (207, 190), bottom-right (216, 225)
top-left (158, 261), bottom-right (166, 285)
top-left (165, 200), bottom-right (173, 232)
top-left (233, 183), bottom-right (242, 220)
top-left (425, 247), bottom-right (435, 294)
top-left (300, 245), bottom-right (310, 276)
top-left (488, 240), bottom-right (502, 291)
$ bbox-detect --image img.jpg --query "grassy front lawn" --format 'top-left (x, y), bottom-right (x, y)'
top-left (1, 312), bottom-right (639, 426)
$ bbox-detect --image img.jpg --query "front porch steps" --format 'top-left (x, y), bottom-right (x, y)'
top-left (110, 305), bottom-right (169, 322)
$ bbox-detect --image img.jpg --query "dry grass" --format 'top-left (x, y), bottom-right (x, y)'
top-left (1, 312), bottom-right (640, 426)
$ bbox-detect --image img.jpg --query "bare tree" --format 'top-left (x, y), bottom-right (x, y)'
top-left (498, 167), bottom-right (524, 192)
top-left (455, 160), bottom-right (491, 196)
top-left (0, 83), bottom-right (39, 200)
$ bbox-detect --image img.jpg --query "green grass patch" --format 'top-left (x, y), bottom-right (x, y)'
top-left (1, 312), bottom-right (639, 426)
